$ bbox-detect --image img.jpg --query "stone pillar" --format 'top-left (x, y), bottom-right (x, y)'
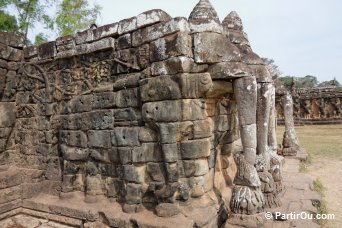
top-left (230, 76), bottom-right (264, 215)
top-left (282, 92), bottom-right (300, 156)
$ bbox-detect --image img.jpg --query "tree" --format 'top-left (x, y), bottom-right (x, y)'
top-left (261, 57), bottom-right (282, 79)
top-left (0, 10), bottom-right (18, 32)
top-left (34, 32), bottom-right (48, 45)
top-left (0, 0), bottom-right (18, 32)
top-left (0, 0), bottom-right (52, 45)
top-left (54, 0), bottom-right (101, 36)
top-left (296, 75), bottom-right (318, 88)
top-left (277, 76), bottom-right (294, 88)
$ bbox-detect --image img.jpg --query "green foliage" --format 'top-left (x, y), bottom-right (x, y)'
top-left (0, 9), bottom-right (18, 32)
top-left (0, 0), bottom-right (52, 45)
top-left (297, 75), bottom-right (318, 88)
top-left (55, 0), bottom-right (101, 36)
top-left (0, 0), bottom-right (102, 46)
top-left (313, 179), bottom-right (325, 196)
top-left (34, 32), bottom-right (48, 45)
top-left (277, 76), bottom-right (294, 88)
top-left (277, 75), bottom-right (318, 88)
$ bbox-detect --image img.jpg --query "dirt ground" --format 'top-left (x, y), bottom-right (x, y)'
top-left (307, 158), bottom-right (342, 227)
top-left (277, 125), bottom-right (342, 228)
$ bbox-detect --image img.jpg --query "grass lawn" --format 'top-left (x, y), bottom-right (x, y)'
top-left (276, 125), bottom-right (342, 160)
top-left (276, 124), bottom-right (342, 227)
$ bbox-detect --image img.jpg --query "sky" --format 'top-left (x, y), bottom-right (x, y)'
top-left (32, 0), bottom-right (342, 83)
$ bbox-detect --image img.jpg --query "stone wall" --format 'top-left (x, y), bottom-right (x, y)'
top-left (276, 86), bottom-right (342, 125)
top-left (0, 0), bottom-right (285, 227)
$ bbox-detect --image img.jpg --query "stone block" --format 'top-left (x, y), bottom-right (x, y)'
top-left (122, 165), bottom-right (145, 183)
top-left (108, 148), bottom-right (119, 163)
top-left (203, 168), bottom-right (215, 192)
top-left (183, 159), bottom-right (209, 177)
top-left (132, 17), bottom-right (190, 47)
top-left (179, 73), bottom-right (212, 99)
top-left (190, 20), bottom-right (223, 34)
top-left (37, 41), bottom-right (56, 60)
top-left (85, 161), bottom-right (99, 176)
top-left (181, 138), bottom-right (211, 159)
top-left (87, 37), bottom-right (115, 53)
top-left (56, 49), bottom-right (77, 58)
top-left (6, 62), bottom-right (18, 72)
top-left (86, 174), bottom-right (105, 195)
top-left (75, 29), bottom-right (94, 44)
top-left (88, 130), bottom-right (111, 148)
top-left (140, 75), bottom-right (181, 102)
top-left (228, 30), bottom-right (250, 45)
top-left (98, 163), bottom-right (117, 177)
top-left (150, 32), bottom-right (192, 62)
top-left (68, 95), bottom-right (92, 113)
top-left (0, 59), bottom-right (8, 69)
top-left (92, 22), bottom-right (118, 41)
top-left (114, 88), bottom-right (139, 108)
top-left (138, 127), bottom-right (157, 142)
top-left (182, 99), bottom-right (207, 121)
top-left (0, 169), bottom-right (22, 190)
top-left (0, 43), bottom-right (23, 61)
top-left (125, 183), bottom-right (142, 204)
top-left (146, 163), bottom-right (165, 182)
top-left (136, 9), bottom-right (171, 28)
top-left (155, 203), bottom-right (180, 218)
top-left (116, 34), bottom-right (132, 50)
top-left (105, 177), bottom-right (123, 198)
top-left (112, 127), bottom-right (140, 147)
top-left (132, 143), bottom-right (162, 163)
top-left (118, 147), bottom-right (133, 164)
top-left (35, 143), bottom-right (59, 157)
top-left (0, 102), bottom-right (16, 127)
top-left (80, 110), bottom-right (114, 130)
top-left (161, 143), bottom-right (178, 162)
top-left (113, 73), bottom-right (140, 91)
top-left (59, 114), bottom-right (81, 130)
top-left (193, 32), bottom-right (241, 63)
top-left (151, 56), bottom-right (194, 76)
top-left (0, 32), bottom-right (24, 48)
top-left (23, 46), bottom-right (37, 59)
top-left (0, 127), bottom-right (11, 138)
top-left (193, 118), bottom-right (213, 139)
top-left (113, 108), bottom-right (141, 125)
top-left (59, 131), bottom-right (87, 148)
top-left (63, 160), bottom-right (81, 174)
top-left (0, 186), bottom-right (22, 204)
top-left (157, 122), bottom-right (180, 144)
top-left (118, 17), bottom-right (137, 35)
top-left (92, 92), bottom-right (115, 109)
top-left (208, 62), bottom-right (252, 79)
top-left (56, 35), bottom-right (75, 47)
top-left (165, 162), bottom-right (179, 182)
top-left (61, 144), bottom-right (89, 161)
top-left (188, 176), bottom-right (205, 198)
top-left (142, 100), bottom-right (182, 122)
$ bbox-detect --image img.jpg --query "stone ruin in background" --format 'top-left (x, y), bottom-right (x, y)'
top-left (0, 0), bottom-right (297, 227)
top-left (275, 83), bottom-right (341, 158)
top-left (276, 85), bottom-right (342, 125)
